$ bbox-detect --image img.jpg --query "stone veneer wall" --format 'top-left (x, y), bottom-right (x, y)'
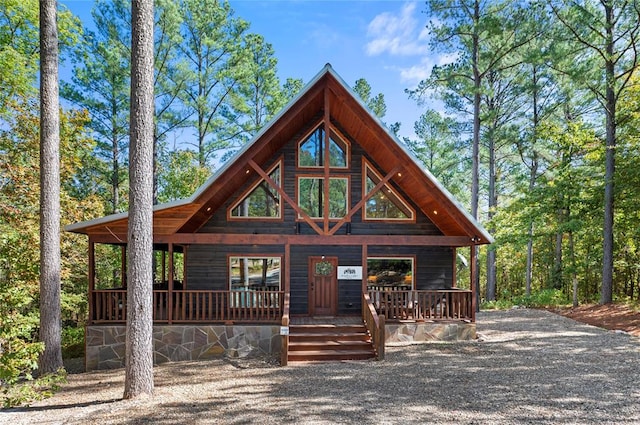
top-left (86, 325), bottom-right (281, 371)
top-left (86, 322), bottom-right (474, 370)
top-left (385, 322), bottom-right (476, 345)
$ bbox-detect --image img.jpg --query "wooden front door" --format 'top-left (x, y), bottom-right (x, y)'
top-left (308, 256), bottom-right (338, 316)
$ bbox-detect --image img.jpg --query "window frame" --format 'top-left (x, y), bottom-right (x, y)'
top-left (366, 256), bottom-right (415, 290)
top-left (228, 255), bottom-right (283, 307)
top-left (296, 123), bottom-right (350, 170)
top-left (362, 160), bottom-right (415, 222)
top-left (296, 175), bottom-right (350, 220)
top-left (227, 159), bottom-right (283, 221)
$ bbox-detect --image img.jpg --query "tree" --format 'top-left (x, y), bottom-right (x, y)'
top-left (38, 0), bottom-right (63, 375)
top-left (124, 0), bottom-right (154, 399)
top-left (551, 0), bottom-right (640, 304)
top-left (227, 33), bottom-right (283, 143)
top-left (412, 0), bottom-right (537, 302)
top-left (62, 1), bottom-right (131, 214)
top-left (177, 0), bottom-right (250, 168)
top-left (405, 109), bottom-right (470, 203)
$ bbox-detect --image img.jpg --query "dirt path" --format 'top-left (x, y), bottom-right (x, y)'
top-left (551, 303), bottom-right (640, 337)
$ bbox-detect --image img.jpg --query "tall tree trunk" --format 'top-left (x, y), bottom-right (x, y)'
top-left (525, 65), bottom-right (540, 297)
top-left (485, 132), bottom-right (496, 301)
top-left (569, 229), bottom-right (578, 307)
top-left (124, 0), bottom-right (155, 399)
top-left (601, 4), bottom-right (615, 304)
top-left (471, 0), bottom-right (481, 310)
top-left (38, 0), bottom-right (63, 375)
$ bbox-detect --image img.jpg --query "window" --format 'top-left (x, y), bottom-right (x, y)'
top-left (230, 162), bottom-right (281, 219)
top-left (298, 125), bottom-right (348, 168)
top-left (364, 163), bottom-right (414, 221)
top-left (298, 177), bottom-right (348, 219)
top-left (229, 257), bottom-right (281, 307)
top-left (367, 257), bottom-right (414, 290)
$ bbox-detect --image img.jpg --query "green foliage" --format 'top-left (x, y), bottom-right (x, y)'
top-left (61, 327), bottom-right (84, 359)
top-left (482, 289), bottom-right (570, 309)
top-left (1, 369), bottom-right (66, 408)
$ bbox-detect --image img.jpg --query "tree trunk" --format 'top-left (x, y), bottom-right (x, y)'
top-left (601, 3), bottom-right (615, 305)
top-left (471, 0), bottom-right (481, 310)
top-left (124, 0), bottom-right (155, 399)
top-left (485, 132), bottom-right (496, 301)
top-left (38, 0), bottom-right (64, 375)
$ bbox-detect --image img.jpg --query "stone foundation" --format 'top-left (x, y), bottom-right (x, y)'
top-left (86, 325), bottom-right (280, 371)
top-left (86, 321), bottom-right (474, 370)
top-left (385, 321), bottom-right (476, 345)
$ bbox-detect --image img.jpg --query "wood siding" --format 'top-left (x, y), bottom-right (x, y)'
top-left (186, 244), bottom-right (284, 290)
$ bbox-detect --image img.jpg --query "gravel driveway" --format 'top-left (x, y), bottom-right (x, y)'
top-left (4, 309), bottom-right (640, 424)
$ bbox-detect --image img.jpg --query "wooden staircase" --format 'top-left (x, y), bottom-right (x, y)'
top-left (287, 321), bottom-right (377, 363)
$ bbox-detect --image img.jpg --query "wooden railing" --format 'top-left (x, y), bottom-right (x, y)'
top-left (280, 293), bottom-right (290, 366)
top-left (91, 289), bottom-right (284, 324)
top-left (362, 293), bottom-right (385, 360)
top-left (368, 289), bottom-right (473, 322)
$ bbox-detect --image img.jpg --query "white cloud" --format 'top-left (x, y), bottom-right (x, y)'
top-left (397, 51), bottom-right (459, 87)
top-left (365, 2), bottom-right (429, 57)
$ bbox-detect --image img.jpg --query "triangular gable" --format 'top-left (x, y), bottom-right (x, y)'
top-left (66, 64), bottom-right (492, 245)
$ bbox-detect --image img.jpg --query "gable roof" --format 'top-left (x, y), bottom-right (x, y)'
top-left (66, 64), bottom-right (492, 245)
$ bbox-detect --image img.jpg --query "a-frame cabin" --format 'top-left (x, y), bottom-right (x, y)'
top-left (67, 64), bottom-right (492, 370)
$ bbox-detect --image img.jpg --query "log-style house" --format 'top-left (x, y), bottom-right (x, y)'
top-left (67, 64), bottom-right (492, 370)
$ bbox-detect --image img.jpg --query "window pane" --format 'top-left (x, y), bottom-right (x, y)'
top-left (298, 126), bottom-right (348, 168)
top-left (229, 257), bottom-right (281, 307)
top-left (367, 258), bottom-right (413, 289)
top-left (298, 177), bottom-right (347, 219)
top-left (365, 167), bottom-right (412, 220)
top-left (231, 165), bottom-right (280, 218)
top-left (299, 177), bottom-right (322, 218)
top-left (328, 178), bottom-right (347, 218)
top-left (328, 136), bottom-right (347, 167)
top-left (299, 128), bottom-right (323, 167)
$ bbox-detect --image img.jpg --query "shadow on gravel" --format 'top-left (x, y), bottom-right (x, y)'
top-left (6, 309), bottom-right (640, 425)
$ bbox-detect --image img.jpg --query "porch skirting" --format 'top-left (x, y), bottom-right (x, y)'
top-left (85, 325), bottom-right (281, 371)
top-left (385, 321), bottom-right (476, 345)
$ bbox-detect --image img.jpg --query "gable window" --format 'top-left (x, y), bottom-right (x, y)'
top-left (298, 125), bottom-right (348, 168)
top-left (298, 177), bottom-right (348, 219)
top-left (363, 162), bottom-right (414, 221)
top-left (366, 257), bottom-right (414, 290)
top-left (229, 161), bottom-right (281, 219)
top-left (229, 256), bottom-right (281, 307)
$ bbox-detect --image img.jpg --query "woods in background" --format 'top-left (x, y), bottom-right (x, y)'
top-left (1, 0), bottom-right (640, 405)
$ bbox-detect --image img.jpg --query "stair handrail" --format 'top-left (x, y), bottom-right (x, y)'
top-left (280, 292), bottom-right (290, 366)
top-left (362, 292), bottom-right (385, 360)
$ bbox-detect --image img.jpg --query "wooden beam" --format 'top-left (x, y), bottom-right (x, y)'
top-left (329, 165), bottom-right (402, 235)
top-left (153, 233), bottom-right (473, 246)
top-left (248, 159), bottom-right (325, 235)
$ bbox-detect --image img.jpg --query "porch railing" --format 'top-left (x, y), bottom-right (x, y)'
top-left (362, 293), bottom-right (385, 360)
top-left (368, 289), bottom-right (473, 321)
top-left (91, 289), bottom-right (284, 324)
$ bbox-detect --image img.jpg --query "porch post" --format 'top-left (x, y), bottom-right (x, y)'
top-left (88, 237), bottom-right (95, 324)
top-left (168, 243), bottom-right (174, 324)
top-left (452, 248), bottom-right (457, 288)
top-left (121, 245), bottom-right (127, 287)
top-left (470, 245), bottom-right (477, 322)
top-left (361, 244), bottom-right (368, 294)
top-left (284, 242), bottom-right (290, 293)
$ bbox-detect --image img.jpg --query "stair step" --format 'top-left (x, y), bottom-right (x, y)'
top-left (288, 340), bottom-right (373, 351)
top-left (289, 332), bottom-right (370, 342)
top-left (288, 349), bottom-right (376, 362)
top-left (286, 322), bottom-right (377, 363)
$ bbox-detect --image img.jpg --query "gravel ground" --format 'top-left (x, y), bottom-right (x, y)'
top-left (3, 309), bottom-right (640, 424)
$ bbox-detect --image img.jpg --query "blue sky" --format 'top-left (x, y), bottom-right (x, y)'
top-left (61, 0), bottom-right (445, 140)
